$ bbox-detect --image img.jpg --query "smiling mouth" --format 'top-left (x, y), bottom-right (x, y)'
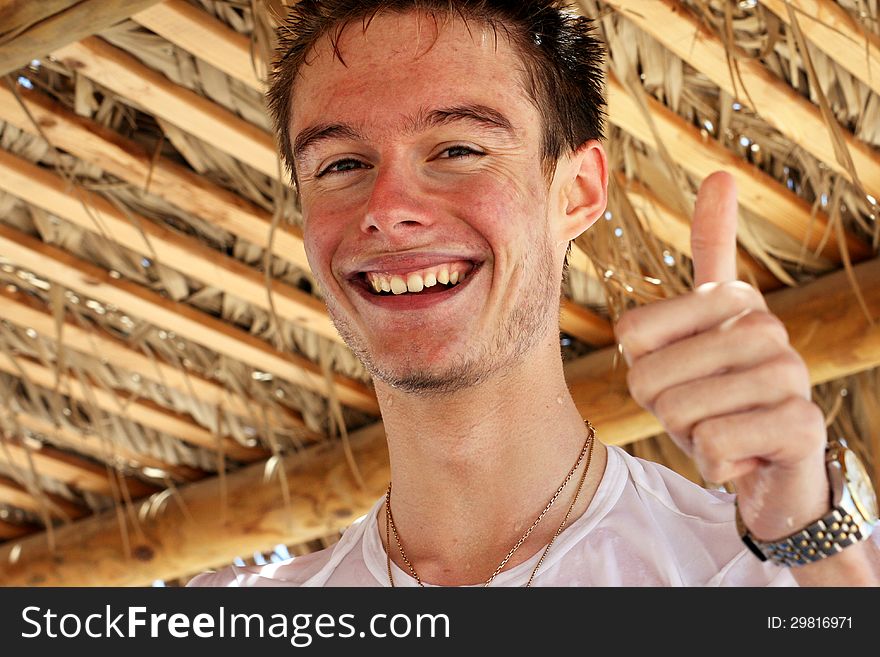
top-left (351, 260), bottom-right (480, 297)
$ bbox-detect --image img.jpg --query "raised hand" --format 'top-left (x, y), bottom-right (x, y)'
top-left (615, 171), bottom-right (829, 542)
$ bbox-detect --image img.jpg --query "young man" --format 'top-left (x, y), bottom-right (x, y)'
top-left (190, 0), bottom-right (879, 586)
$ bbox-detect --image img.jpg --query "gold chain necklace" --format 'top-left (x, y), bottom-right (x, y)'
top-left (384, 420), bottom-right (596, 587)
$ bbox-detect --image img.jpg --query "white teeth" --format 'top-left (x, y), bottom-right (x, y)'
top-left (406, 273), bottom-right (424, 293)
top-left (390, 276), bottom-right (407, 295)
top-left (365, 262), bottom-right (474, 295)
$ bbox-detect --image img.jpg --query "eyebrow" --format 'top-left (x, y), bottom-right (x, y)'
top-left (410, 104), bottom-right (515, 135)
top-left (292, 103), bottom-right (516, 163)
top-left (293, 123), bottom-right (367, 163)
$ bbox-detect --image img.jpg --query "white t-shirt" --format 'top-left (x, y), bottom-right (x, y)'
top-left (188, 445), bottom-right (877, 587)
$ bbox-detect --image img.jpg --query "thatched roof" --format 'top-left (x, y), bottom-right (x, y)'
top-left (0, 0), bottom-right (877, 585)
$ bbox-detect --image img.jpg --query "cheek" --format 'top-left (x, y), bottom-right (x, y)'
top-left (454, 173), bottom-right (545, 246)
top-left (302, 209), bottom-right (345, 288)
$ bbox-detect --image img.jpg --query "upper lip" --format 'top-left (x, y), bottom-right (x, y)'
top-left (341, 252), bottom-right (484, 279)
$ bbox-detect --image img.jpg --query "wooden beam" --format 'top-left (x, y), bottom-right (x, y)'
top-left (0, 350), bottom-right (268, 463)
top-left (560, 298), bottom-right (615, 345)
top-left (0, 84), bottom-right (310, 270)
top-left (604, 0), bottom-right (880, 199)
top-left (760, 0), bottom-right (880, 98)
top-left (0, 0), bottom-right (164, 77)
top-left (617, 172), bottom-right (782, 291)
top-left (0, 473), bottom-right (86, 520)
top-left (0, 423), bottom-right (389, 586)
top-left (12, 411), bottom-right (205, 482)
top-left (0, 439), bottom-right (158, 498)
top-left (52, 36), bottom-right (280, 179)
top-left (133, 0), bottom-right (262, 91)
top-left (0, 224), bottom-right (380, 414)
top-left (564, 254), bottom-right (880, 445)
top-left (0, 517), bottom-right (38, 540)
top-left (606, 70), bottom-right (869, 262)
top-left (0, 284), bottom-right (310, 433)
top-left (0, 86), bottom-right (612, 347)
top-left (0, 149), bottom-right (342, 346)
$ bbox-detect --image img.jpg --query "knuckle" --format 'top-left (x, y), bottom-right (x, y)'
top-left (766, 351), bottom-right (809, 392)
top-left (780, 398), bottom-right (827, 449)
top-left (615, 310), bottom-right (647, 355)
top-left (691, 422), bottom-right (724, 464)
top-left (719, 281), bottom-right (764, 311)
top-left (626, 364), bottom-right (651, 407)
top-left (694, 451), bottom-right (728, 483)
top-left (653, 391), bottom-right (688, 437)
top-left (702, 462), bottom-right (729, 484)
top-left (737, 310), bottom-right (789, 349)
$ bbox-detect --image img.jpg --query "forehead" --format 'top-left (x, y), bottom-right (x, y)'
top-left (289, 11), bottom-right (537, 137)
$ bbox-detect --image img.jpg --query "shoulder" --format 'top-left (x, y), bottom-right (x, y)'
top-left (610, 444), bottom-right (735, 520)
top-left (185, 546), bottom-right (336, 587)
top-left (187, 497), bottom-right (385, 587)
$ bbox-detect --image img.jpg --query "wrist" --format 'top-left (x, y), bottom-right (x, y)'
top-left (790, 539), bottom-right (880, 586)
top-left (735, 439), bottom-right (879, 568)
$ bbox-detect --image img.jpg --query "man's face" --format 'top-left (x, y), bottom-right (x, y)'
top-left (290, 11), bottom-right (569, 394)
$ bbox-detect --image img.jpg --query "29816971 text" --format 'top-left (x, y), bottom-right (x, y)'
top-left (767, 617), bottom-right (852, 629)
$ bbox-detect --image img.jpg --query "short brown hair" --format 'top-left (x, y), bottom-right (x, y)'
top-left (267, 0), bottom-right (607, 183)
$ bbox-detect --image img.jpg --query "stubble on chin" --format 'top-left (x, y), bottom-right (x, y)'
top-left (322, 236), bottom-right (559, 397)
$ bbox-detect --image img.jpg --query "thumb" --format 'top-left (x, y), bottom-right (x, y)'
top-left (691, 171), bottom-right (739, 286)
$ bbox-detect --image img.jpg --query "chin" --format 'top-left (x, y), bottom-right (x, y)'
top-left (370, 345), bottom-right (478, 393)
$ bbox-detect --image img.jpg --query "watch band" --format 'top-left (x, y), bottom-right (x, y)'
top-left (736, 499), bottom-right (873, 567)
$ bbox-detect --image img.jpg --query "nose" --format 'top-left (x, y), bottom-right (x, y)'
top-left (360, 164), bottom-right (434, 236)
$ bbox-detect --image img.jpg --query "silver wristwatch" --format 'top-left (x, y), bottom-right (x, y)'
top-left (735, 439), bottom-right (879, 567)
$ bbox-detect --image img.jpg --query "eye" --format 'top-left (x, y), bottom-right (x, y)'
top-left (316, 158), bottom-right (370, 177)
top-left (436, 145), bottom-right (484, 160)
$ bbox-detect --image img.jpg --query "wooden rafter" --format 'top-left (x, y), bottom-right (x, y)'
top-left (0, 438), bottom-right (158, 498)
top-left (560, 299), bottom-right (615, 345)
top-left (0, 350), bottom-right (267, 462)
top-left (760, 0), bottom-right (880, 98)
top-left (133, 0), bottom-right (263, 91)
top-left (0, 84), bottom-right (310, 272)
top-left (0, 150), bottom-right (342, 345)
top-left (0, 423), bottom-right (390, 586)
top-left (615, 172), bottom-right (782, 291)
top-left (53, 37), bottom-right (279, 178)
top-left (0, 517), bottom-right (37, 540)
top-left (0, 223), bottom-right (380, 414)
top-left (0, 473), bottom-right (86, 520)
top-left (0, 0), bottom-right (164, 77)
top-left (606, 70), bottom-right (870, 262)
top-left (0, 284), bottom-right (312, 433)
top-left (12, 411), bottom-right (204, 483)
top-left (603, 0), bottom-right (880, 198)
top-left (565, 254), bottom-right (880, 444)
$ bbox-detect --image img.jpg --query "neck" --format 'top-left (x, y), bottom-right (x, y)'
top-left (374, 335), bottom-right (608, 586)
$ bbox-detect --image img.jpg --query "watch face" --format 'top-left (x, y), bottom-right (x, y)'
top-left (844, 449), bottom-right (880, 523)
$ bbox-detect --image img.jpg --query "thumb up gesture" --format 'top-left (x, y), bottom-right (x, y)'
top-left (615, 172), bottom-right (829, 543)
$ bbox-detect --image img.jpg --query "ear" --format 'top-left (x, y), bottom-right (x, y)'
top-left (550, 139), bottom-right (608, 248)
